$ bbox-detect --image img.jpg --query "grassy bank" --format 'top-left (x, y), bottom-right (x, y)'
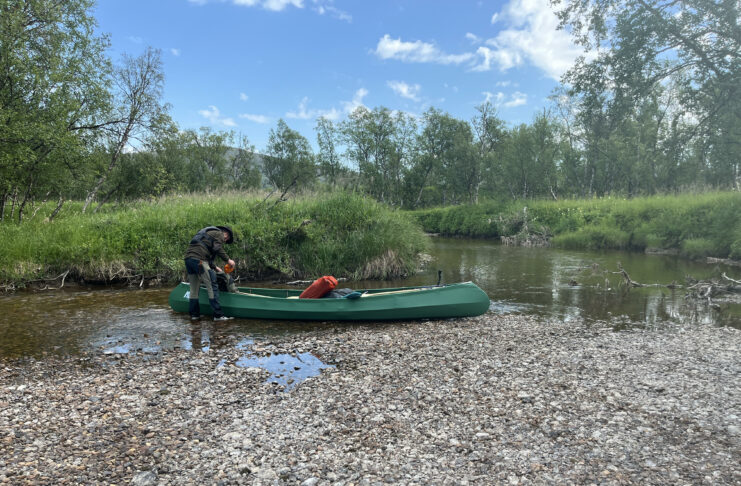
top-left (0, 192), bottom-right (427, 288)
top-left (412, 192), bottom-right (741, 260)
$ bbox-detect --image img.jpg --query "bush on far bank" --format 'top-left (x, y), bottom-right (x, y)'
top-left (410, 191), bottom-right (741, 261)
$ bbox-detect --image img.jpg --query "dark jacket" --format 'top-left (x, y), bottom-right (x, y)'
top-left (184, 228), bottom-right (230, 264)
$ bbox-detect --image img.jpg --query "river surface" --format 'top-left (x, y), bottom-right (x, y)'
top-left (1, 237), bottom-right (739, 359)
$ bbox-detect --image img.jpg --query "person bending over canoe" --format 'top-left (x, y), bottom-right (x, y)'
top-left (184, 225), bottom-right (236, 321)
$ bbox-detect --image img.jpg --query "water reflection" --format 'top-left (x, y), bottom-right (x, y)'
top-left (230, 350), bottom-right (334, 391)
top-left (0, 237), bottom-right (739, 358)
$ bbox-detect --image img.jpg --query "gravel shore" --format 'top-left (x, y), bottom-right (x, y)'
top-left (1, 315), bottom-right (739, 485)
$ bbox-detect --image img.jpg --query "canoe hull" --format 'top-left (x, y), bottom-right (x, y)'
top-left (168, 282), bottom-right (490, 321)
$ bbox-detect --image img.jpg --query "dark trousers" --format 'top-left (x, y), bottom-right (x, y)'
top-left (185, 258), bottom-right (225, 318)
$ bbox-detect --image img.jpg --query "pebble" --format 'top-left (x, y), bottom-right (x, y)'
top-left (0, 315), bottom-right (738, 485)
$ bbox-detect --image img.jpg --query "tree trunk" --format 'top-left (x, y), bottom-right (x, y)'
top-left (9, 188), bottom-right (18, 221)
top-left (49, 196), bottom-right (65, 221)
top-left (0, 192), bottom-right (6, 222)
top-left (17, 175), bottom-right (38, 224)
top-left (82, 128), bottom-right (130, 213)
top-left (414, 164), bottom-right (434, 208)
top-left (30, 191), bottom-right (52, 220)
top-left (93, 183), bottom-right (121, 213)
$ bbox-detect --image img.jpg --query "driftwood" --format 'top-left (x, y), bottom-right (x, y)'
top-left (686, 273), bottom-right (741, 304)
top-left (706, 257), bottom-right (741, 268)
top-left (500, 206), bottom-right (552, 248)
top-left (20, 269), bottom-right (71, 291)
top-left (612, 262), bottom-right (680, 289)
top-left (570, 263), bottom-right (740, 312)
top-left (501, 232), bottom-right (551, 247)
top-left (610, 263), bottom-right (741, 307)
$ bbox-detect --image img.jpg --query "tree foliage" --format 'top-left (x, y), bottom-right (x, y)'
top-left (264, 119), bottom-right (316, 194)
top-left (0, 0), bottom-right (111, 221)
top-left (551, 0), bottom-right (741, 193)
top-left (2, 0), bottom-right (740, 222)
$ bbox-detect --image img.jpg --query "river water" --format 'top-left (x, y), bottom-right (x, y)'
top-left (1, 237), bottom-right (739, 359)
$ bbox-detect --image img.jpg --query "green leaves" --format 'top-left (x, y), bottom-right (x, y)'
top-left (264, 119), bottom-right (316, 194)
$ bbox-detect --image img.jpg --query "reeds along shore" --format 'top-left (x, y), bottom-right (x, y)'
top-left (0, 192), bottom-right (427, 289)
top-left (413, 191), bottom-right (741, 260)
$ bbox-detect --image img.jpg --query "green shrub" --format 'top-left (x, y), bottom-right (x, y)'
top-left (0, 191), bottom-right (427, 286)
top-left (681, 238), bottom-right (717, 259)
top-left (552, 225), bottom-right (631, 250)
top-left (408, 191), bottom-right (741, 259)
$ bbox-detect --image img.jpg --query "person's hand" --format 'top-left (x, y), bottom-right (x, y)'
top-left (227, 259), bottom-right (235, 268)
top-left (214, 266), bottom-right (223, 273)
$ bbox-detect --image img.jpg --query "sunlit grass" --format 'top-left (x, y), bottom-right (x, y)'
top-left (0, 191), bottom-right (427, 287)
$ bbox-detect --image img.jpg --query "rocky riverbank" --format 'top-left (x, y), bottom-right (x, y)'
top-left (1, 315), bottom-right (739, 485)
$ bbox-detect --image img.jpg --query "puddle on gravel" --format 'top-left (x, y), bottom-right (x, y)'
top-left (218, 339), bottom-right (334, 391)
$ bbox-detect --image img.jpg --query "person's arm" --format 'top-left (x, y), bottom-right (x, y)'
top-left (207, 230), bottom-right (233, 265)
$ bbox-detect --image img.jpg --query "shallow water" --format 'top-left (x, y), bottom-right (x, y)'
top-left (1, 237), bottom-right (739, 359)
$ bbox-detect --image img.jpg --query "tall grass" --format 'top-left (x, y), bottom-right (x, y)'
top-left (0, 192), bottom-right (428, 287)
top-left (410, 192), bottom-right (741, 260)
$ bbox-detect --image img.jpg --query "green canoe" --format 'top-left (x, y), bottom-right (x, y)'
top-left (168, 281), bottom-right (490, 321)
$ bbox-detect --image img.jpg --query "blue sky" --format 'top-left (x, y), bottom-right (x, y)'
top-left (94, 0), bottom-right (585, 151)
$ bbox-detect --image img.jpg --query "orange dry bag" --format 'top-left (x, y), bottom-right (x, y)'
top-left (299, 276), bottom-right (338, 299)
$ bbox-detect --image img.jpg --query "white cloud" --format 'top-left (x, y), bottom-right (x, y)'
top-left (387, 81), bottom-right (421, 101)
top-left (286, 97), bottom-right (314, 119)
top-left (504, 91), bottom-right (527, 107)
top-left (127, 36), bottom-right (143, 44)
top-left (199, 105), bottom-right (237, 127)
top-left (312, 0), bottom-right (351, 22)
top-left (471, 45), bottom-right (522, 72)
top-left (170, 48), bottom-right (181, 56)
top-left (341, 88), bottom-right (368, 113)
top-left (373, 0), bottom-right (583, 81)
top-left (318, 108), bottom-right (341, 121)
top-left (476, 0), bottom-right (585, 80)
top-left (263, 0), bottom-right (303, 11)
top-left (286, 97), bottom-right (341, 121)
top-left (374, 35), bottom-right (474, 65)
top-left (239, 113), bottom-right (270, 124)
top-left (482, 91), bottom-right (528, 108)
top-left (240, 92), bottom-right (249, 101)
top-left (482, 91), bottom-right (503, 104)
top-left (465, 32), bottom-right (481, 44)
top-left (192, 0), bottom-right (303, 11)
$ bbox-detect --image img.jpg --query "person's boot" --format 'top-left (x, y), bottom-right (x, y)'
top-left (188, 299), bottom-right (201, 320)
top-left (210, 298), bottom-right (232, 321)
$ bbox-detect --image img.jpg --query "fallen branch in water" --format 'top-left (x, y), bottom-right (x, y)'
top-left (58, 269), bottom-right (69, 289)
top-left (706, 257), bottom-right (741, 268)
top-left (686, 274), bottom-right (741, 303)
top-left (723, 272), bottom-right (741, 285)
top-left (612, 262), bottom-right (680, 289)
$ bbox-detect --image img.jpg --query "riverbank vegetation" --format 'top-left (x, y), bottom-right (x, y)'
top-left (412, 192), bottom-right (741, 261)
top-left (2, 0), bottom-right (739, 224)
top-left (1, 1), bottom-right (739, 287)
top-left (0, 192), bottom-right (427, 289)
